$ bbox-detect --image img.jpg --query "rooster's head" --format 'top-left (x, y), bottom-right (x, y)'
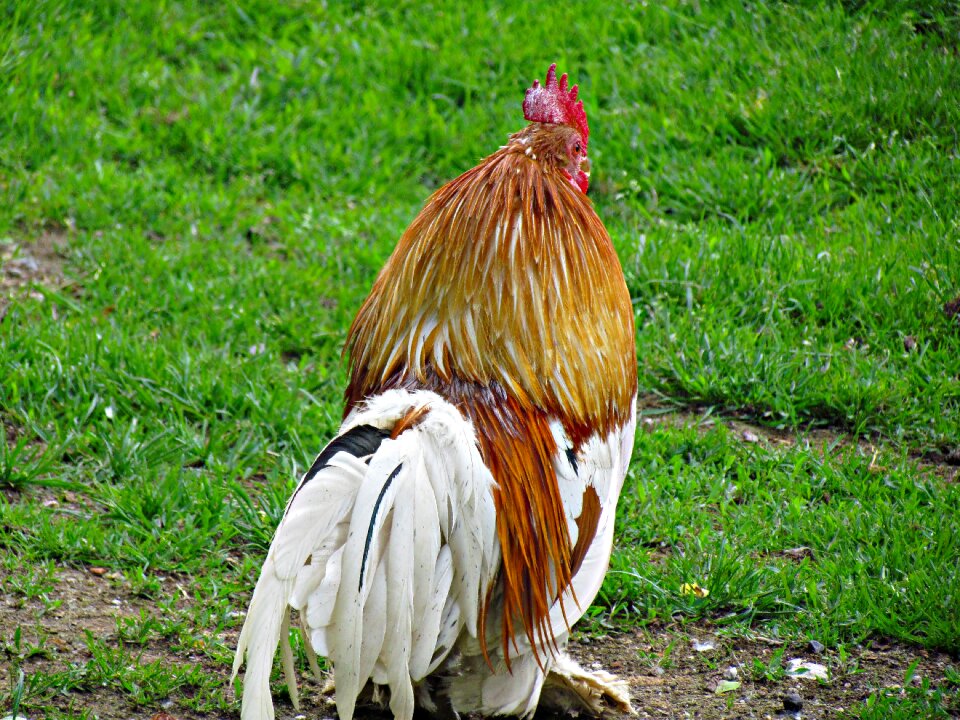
top-left (521, 63), bottom-right (591, 193)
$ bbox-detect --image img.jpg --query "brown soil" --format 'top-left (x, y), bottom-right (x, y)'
top-left (570, 629), bottom-right (958, 720)
top-left (1, 562), bottom-right (225, 720)
top-left (0, 232), bottom-right (68, 316)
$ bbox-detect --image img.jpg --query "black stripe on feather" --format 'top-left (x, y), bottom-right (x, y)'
top-left (359, 463), bottom-right (403, 591)
top-left (297, 424), bottom-right (390, 488)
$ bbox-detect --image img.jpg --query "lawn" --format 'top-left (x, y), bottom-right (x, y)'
top-left (1, 1), bottom-right (959, 718)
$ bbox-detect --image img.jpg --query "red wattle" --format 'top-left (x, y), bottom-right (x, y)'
top-left (574, 171), bottom-right (589, 194)
top-left (562, 169), bottom-right (589, 194)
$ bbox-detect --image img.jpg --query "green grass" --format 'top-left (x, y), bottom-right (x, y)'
top-left (2, 1), bottom-right (959, 717)
top-left (846, 659), bottom-right (960, 719)
top-left (605, 422), bottom-right (960, 651)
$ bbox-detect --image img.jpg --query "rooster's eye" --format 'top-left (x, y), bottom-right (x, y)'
top-left (574, 141), bottom-right (582, 154)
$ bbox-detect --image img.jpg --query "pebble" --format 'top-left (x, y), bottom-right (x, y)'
top-left (808, 639), bottom-right (825, 654)
top-left (692, 639), bottom-right (715, 652)
top-left (723, 666), bottom-right (739, 681)
top-left (785, 658), bottom-right (829, 681)
top-left (783, 691), bottom-right (803, 712)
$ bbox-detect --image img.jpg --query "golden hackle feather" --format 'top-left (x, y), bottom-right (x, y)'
top-left (345, 122), bottom-right (637, 661)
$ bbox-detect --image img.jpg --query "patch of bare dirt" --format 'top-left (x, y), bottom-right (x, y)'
top-left (944, 295), bottom-right (960, 326)
top-left (0, 232), bottom-right (68, 316)
top-left (0, 563), bottom-right (218, 720)
top-left (570, 628), bottom-right (958, 719)
top-left (1, 565), bottom-right (128, 652)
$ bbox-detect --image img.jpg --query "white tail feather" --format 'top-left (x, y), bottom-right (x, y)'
top-left (233, 390), bottom-right (499, 720)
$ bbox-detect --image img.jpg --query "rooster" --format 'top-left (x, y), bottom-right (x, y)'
top-left (233, 63), bottom-right (638, 720)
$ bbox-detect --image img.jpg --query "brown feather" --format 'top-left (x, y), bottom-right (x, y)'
top-left (570, 486), bottom-right (602, 579)
top-left (467, 384), bottom-right (569, 666)
top-left (389, 403), bottom-right (431, 439)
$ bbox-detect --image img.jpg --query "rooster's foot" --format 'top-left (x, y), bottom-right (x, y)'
top-left (541, 653), bottom-right (635, 716)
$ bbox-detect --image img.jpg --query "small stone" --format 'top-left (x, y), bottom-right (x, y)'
top-left (723, 666), bottom-right (739, 681)
top-left (741, 430), bottom-right (760, 443)
top-left (89, 567), bottom-right (107, 576)
top-left (7, 257), bottom-right (39, 274)
top-left (692, 639), bottom-right (715, 652)
top-left (783, 691), bottom-right (803, 712)
top-left (782, 546), bottom-right (814, 560)
top-left (808, 639), bottom-right (825, 654)
top-left (785, 658), bottom-right (829, 681)
top-left (903, 335), bottom-right (917, 352)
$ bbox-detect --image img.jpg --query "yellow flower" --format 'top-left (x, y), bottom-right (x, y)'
top-left (680, 582), bottom-right (710, 598)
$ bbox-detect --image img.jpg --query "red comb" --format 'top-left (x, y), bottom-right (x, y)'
top-left (523, 63), bottom-right (589, 144)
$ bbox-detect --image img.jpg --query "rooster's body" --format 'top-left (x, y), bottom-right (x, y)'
top-left (233, 64), bottom-right (638, 720)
